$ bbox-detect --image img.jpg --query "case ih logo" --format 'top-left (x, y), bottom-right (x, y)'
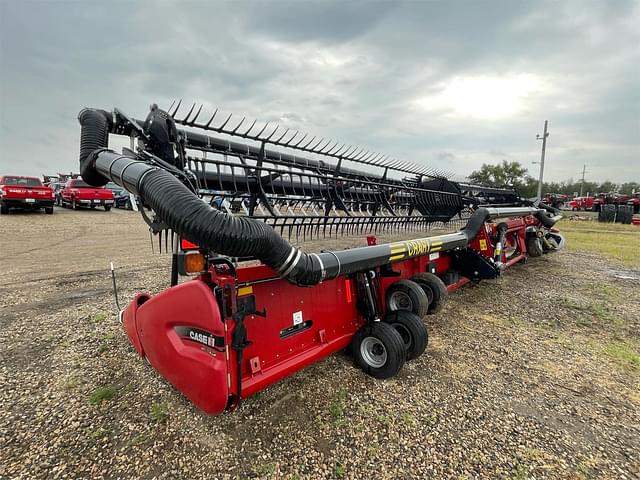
top-left (174, 326), bottom-right (223, 348)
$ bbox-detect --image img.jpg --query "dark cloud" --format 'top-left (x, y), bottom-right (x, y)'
top-left (0, 0), bottom-right (638, 183)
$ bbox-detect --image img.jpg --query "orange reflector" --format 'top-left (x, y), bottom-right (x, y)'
top-left (345, 279), bottom-right (352, 303)
top-left (183, 251), bottom-right (206, 274)
top-left (181, 238), bottom-right (199, 250)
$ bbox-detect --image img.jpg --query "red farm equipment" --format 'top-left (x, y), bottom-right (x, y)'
top-left (77, 103), bottom-right (565, 415)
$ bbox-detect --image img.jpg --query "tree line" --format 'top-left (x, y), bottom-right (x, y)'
top-left (467, 160), bottom-right (639, 198)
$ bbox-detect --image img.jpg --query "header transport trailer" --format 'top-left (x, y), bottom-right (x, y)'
top-left (77, 103), bottom-right (564, 415)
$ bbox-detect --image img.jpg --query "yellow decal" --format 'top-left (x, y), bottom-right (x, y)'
top-left (237, 286), bottom-right (253, 296)
top-left (479, 239), bottom-right (488, 251)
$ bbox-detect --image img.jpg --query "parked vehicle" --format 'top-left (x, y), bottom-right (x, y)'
top-left (46, 181), bottom-right (66, 206)
top-left (0, 175), bottom-right (55, 214)
top-left (60, 178), bottom-right (114, 211)
top-left (105, 182), bottom-right (134, 209)
top-left (543, 193), bottom-right (569, 209)
top-left (568, 196), bottom-right (594, 211)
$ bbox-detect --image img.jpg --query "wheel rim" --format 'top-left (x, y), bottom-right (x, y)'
top-left (360, 336), bottom-right (387, 368)
top-left (388, 291), bottom-right (412, 311)
top-left (391, 323), bottom-right (412, 349)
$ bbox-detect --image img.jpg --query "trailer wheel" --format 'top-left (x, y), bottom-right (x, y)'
top-left (525, 235), bottom-right (544, 257)
top-left (104, 205), bottom-right (112, 212)
top-left (44, 207), bottom-right (54, 215)
top-left (383, 311), bottom-right (428, 360)
top-left (352, 322), bottom-right (405, 379)
top-left (411, 272), bottom-right (448, 314)
top-left (385, 279), bottom-right (429, 318)
top-left (0, 203), bottom-right (9, 214)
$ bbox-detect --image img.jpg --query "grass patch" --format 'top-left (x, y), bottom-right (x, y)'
top-left (93, 312), bottom-right (108, 322)
top-left (125, 434), bottom-right (146, 447)
top-left (328, 388), bottom-right (347, 420)
top-left (88, 425), bottom-right (110, 440)
top-left (150, 402), bottom-right (169, 423)
top-left (253, 462), bottom-right (276, 477)
top-left (557, 219), bottom-right (640, 267)
top-left (89, 386), bottom-right (116, 404)
top-left (602, 342), bottom-right (640, 370)
top-left (334, 462), bottom-right (345, 478)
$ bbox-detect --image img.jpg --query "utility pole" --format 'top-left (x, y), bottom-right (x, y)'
top-left (579, 164), bottom-right (588, 196)
top-left (533, 120), bottom-right (549, 200)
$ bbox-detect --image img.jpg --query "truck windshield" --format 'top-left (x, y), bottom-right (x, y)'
top-left (3, 177), bottom-right (42, 186)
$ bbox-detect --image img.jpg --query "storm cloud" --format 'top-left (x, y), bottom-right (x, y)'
top-left (1, 0), bottom-right (638, 182)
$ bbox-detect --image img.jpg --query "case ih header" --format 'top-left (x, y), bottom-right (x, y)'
top-left (77, 104), bottom-right (564, 415)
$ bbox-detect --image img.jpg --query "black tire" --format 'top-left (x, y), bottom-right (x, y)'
top-left (597, 208), bottom-right (604, 222)
top-left (411, 272), bottom-right (448, 314)
top-left (616, 205), bottom-right (633, 225)
top-left (383, 311), bottom-right (428, 360)
top-left (352, 322), bottom-right (405, 379)
top-left (385, 279), bottom-right (429, 318)
top-left (104, 205), bottom-right (111, 212)
top-left (602, 204), bottom-right (616, 223)
top-left (526, 234), bottom-right (544, 257)
top-left (72, 198), bottom-right (78, 210)
top-left (0, 203), bottom-right (9, 214)
top-left (44, 207), bottom-right (54, 215)
top-left (55, 195), bottom-right (61, 207)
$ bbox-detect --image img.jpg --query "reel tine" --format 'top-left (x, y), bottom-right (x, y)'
top-left (189, 104), bottom-right (203, 125)
top-left (170, 99), bottom-right (182, 117)
top-left (292, 132), bottom-right (308, 148)
top-left (265, 125), bottom-right (280, 141)
top-left (182, 102), bottom-right (197, 123)
top-left (218, 113), bottom-right (234, 130)
top-left (243, 119), bottom-right (258, 136)
top-left (204, 108), bottom-right (218, 128)
top-left (230, 117), bottom-right (246, 134)
top-left (255, 122), bottom-right (270, 139)
top-left (300, 135), bottom-right (316, 149)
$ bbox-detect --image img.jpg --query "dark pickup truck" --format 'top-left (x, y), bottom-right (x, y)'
top-left (0, 175), bottom-right (55, 214)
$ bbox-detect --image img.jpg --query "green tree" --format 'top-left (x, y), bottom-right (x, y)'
top-left (468, 160), bottom-right (532, 188)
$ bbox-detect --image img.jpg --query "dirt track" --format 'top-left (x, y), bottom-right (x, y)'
top-left (1, 208), bottom-right (639, 479)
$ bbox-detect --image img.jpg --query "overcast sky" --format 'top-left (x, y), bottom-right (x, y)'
top-left (1, 0), bottom-right (638, 183)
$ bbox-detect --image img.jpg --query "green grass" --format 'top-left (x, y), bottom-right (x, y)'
top-left (89, 386), bottom-right (116, 404)
top-left (328, 388), bottom-right (347, 420)
top-left (253, 462), bottom-right (276, 477)
top-left (557, 219), bottom-right (640, 267)
top-left (88, 425), bottom-right (110, 440)
top-left (150, 402), bottom-right (169, 423)
top-left (93, 312), bottom-right (107, 322)
top-left (603, 342), bottom-right (640, 370)
top-left (334, 462), bottom-right (345, 478)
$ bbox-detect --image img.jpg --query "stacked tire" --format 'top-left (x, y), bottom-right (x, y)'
top-left (598, 204), bottom-right (616, 223)
top-left (615, 205), bottom-right (633, 225)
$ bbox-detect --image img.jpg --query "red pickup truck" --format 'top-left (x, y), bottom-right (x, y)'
top-left (0, 175), bottom-right (55, 214)
top-left (60, 178), bottom-right (114, 211)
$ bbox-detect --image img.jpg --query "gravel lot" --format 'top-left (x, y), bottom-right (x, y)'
top-left (1, 208), bottom-right (639, 479)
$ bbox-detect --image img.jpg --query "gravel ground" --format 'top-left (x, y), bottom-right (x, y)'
top-left (1, 208), bottom-right (639, 479)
